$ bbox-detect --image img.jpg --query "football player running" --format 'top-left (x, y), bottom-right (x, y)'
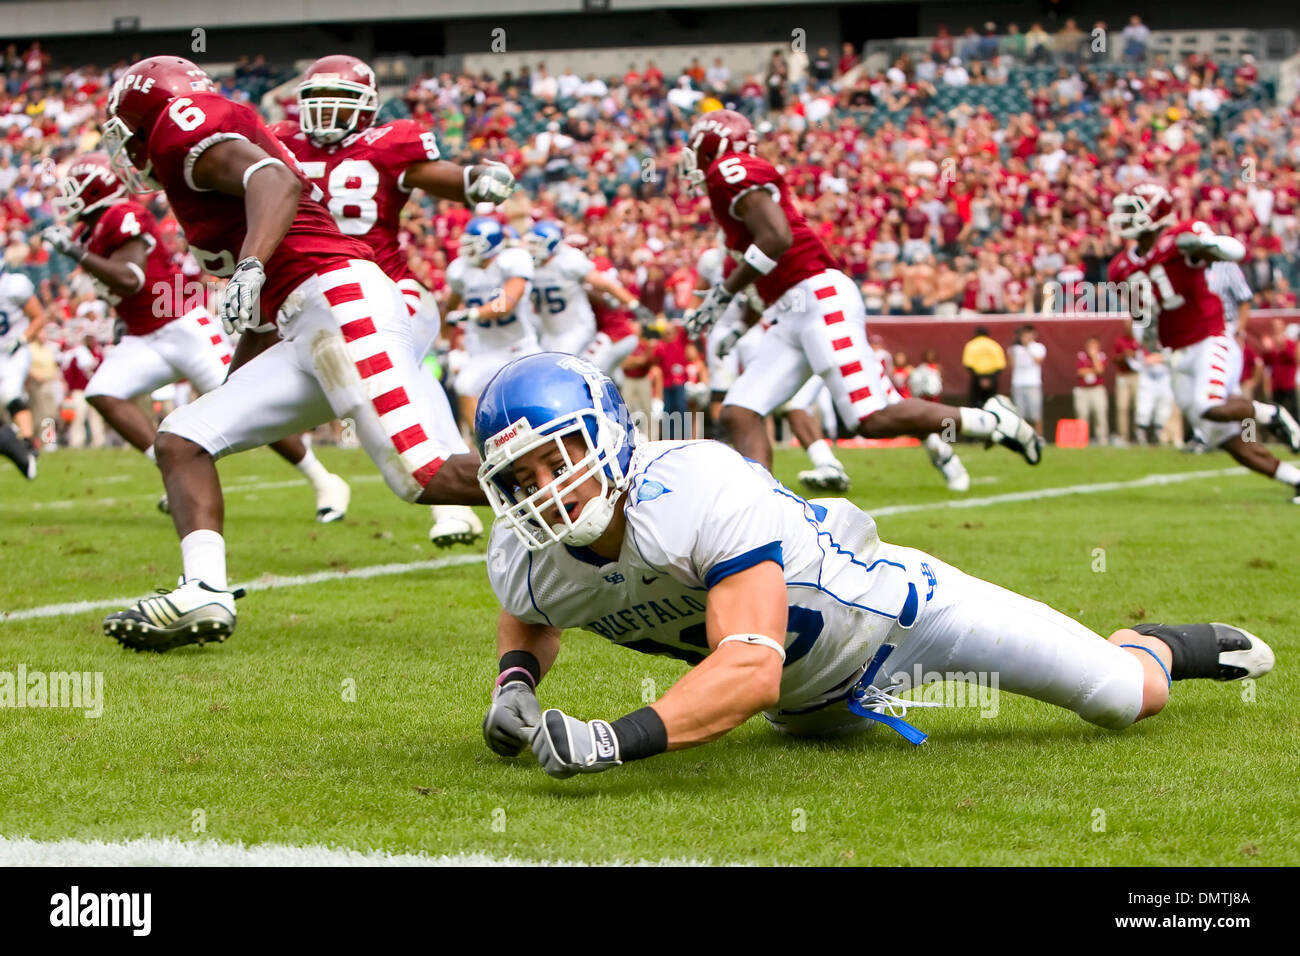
top-left (97, 56), bottom-right (498, 651)
top-left (581, 253), bottom-right (644, 376)
top-left (474, 353), bottom-right (1274, 779)
top-left (443, 217), bottom-right (540, 429)
top-left (1108, 183), bottom-right (1300, 501)
top-left (695, 244), bottom-right (969, 494)
top-left (0, 262), bottom-right (46, 479)
top-left (43, 153), bottom-right (351, 522)
top-left (524, 220), bottom-right (653, 356)
top-left (276, 54), bottom-right (511, 544)
top-left (680, 111), bottom-right (1041, 474)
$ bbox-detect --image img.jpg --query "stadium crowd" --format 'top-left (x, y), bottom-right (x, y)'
top-left (3, 17), bottom-right (1299, 448)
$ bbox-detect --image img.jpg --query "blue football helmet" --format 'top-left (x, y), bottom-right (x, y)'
top-left (476, 352), bottom-right (637, 551)
top-left (526, 220), bottom-right (565, 265)
top-left (460, 216), bottom-right (507, 266)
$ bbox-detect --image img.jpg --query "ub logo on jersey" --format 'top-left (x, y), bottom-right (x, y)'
top-left (636, 480), bottom-right (669, 503)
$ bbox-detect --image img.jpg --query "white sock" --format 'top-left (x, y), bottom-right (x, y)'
top-left (144, 444), bottom-right (156, 462)
top-left (1275, 462), bottom-right (1300, 487)
top-left (1253, 401), bottom-right (1277, 425)
top-left (295, 448), bottom-right (331, 492)
top-left (806, 438), bottom-right (838, 469)
top-left (180, 529), bottom-right (228, 591)
top-left (959, 407), bottom-right (997, 438)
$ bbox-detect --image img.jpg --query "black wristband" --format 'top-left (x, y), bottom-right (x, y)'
top-left (610, 706), bottom-right (668, 762)
top-left (497, 650), bottom-right (541, 689)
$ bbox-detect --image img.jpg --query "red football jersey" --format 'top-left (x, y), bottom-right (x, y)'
top-left (145, 92), bottom-right (372, 320)
top-left (1107, 221), bottom-right (1227, 349)
top-left (589, 255), bottom-right (638, 341)
top-left (702, 152), bottom-right (839, 305)
top-left (81, 201), bottom-right (183, 336)
top-left (274, 119), bottom-right (440, 284)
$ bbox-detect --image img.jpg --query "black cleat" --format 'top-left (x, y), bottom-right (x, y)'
top-left (1268, 403), bottom-right (1300, 453)
top-left (104, 579), bottom-right (246, 652)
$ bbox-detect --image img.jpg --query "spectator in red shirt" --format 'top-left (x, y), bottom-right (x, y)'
top-left (651, 320), bottom-right (703, 440)
top-left (1074, 336), bottom-right (1110, 444)
top-left (1112, 321), bottom-right (1143, 444)
top-left (1261, 319), bottom-right (1298, 422)
top-left (60, 330), bottom-right (104, 448)
top-left (1238, 328), bottom-right (1265, 400)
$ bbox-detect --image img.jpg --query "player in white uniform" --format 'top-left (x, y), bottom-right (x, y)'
top-left (524, 220), bottom-right (652, 356)
top-left (0, 266), bottom-right (47, 478)
top-left (444, 218), bottom-right (539, 429)
top-left (473, 353), bottom-right (1274, 778)
top-left (1135, 342), bottom-right (1176, 445)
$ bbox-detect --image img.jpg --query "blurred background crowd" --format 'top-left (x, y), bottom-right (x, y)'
top-left (3, 12), bottom-right (1299, 448)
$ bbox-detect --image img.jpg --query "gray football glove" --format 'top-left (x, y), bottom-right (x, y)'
top-left (683, 286), bottom-right (734, 337)
top-left (714, 326), bottom-right (744, 359)
top-left (531, 708), bottom-right (622, 779)
top-left (219, 257), bottom-right (272, 336)
top-left (631, 301), bottom-right (657, 325)
top-left (1174, 231), bottom-right (1210, 256)
top-left (42, 225), bottom-right (87, 262)
top-left (483, 681), bottom-right (542, 757)
top-left (464, 162), bottom-right (516, 205)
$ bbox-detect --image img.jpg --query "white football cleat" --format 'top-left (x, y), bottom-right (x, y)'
top-left (103, 578), bottom-right (244, 652)
top-left (939, 454), bottom-right (970, 492)
top-left (315, 473), bottom-right (351, 523)
top-left (429, 504), bottom-right (483, 547)
top-left (797, 463), bottom-right (851, 493)
top-left (157, 493), bottom-right (170, 514)
top-left (1208, 623), bottom-right (1275, 681)
top-left (983, 396), bottom-right (1044, 465)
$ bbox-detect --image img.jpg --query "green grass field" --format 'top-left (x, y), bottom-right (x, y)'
top-left (1, 441), bottom-right (1296, 865)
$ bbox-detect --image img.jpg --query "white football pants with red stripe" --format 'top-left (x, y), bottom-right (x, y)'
top-left (159, 259), bottom-right (467, 501)
top-left (85, 308), bottom-right (232, 400)
top-left (723, 268), bottom-right (898, 424)
top-left (1171, 333), bottom-right (1243, 448)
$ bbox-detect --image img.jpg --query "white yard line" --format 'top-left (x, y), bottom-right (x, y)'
top-left (2, 554), bottom-right (487, 623)
top-left (0, 835), bottom-right (715, 867)
top-left (1, 463), bottom-right (1266, 623)
top-left (4, 474), bottom-right (385, 512)
top-left (870, 465), bottom-right (1248, 517)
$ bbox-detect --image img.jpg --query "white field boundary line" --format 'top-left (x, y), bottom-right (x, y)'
top-left (0, 835), bottom-right (720, 867)
top-left (870, 464), bottom-right (1249, 517)
top-left (0, 463), bottom-right (1267, 623)
top-left (2, 553), bottom-right (488, 623)
top-left (4, 473), bottom-right (386, 512)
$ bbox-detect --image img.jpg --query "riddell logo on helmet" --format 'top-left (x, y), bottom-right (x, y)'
top-left (492, 426), bottom-right (519, 449)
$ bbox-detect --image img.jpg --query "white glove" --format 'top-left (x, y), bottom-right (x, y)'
top-left (682, 286), bottom-right (735, 337)
top-left (42, 225), bottom-right (86, 262)
top-left (1175, 231), bottom-right (1210, 256)
top-left (445, 307), bottom-right (477, 326)
top-left (631, 301), bottom-right (657, 325)
top-left (530, 708), bottom-right (622, 779)
top-left (218, 257), bottom-right (270, 336)
top-left (483, 681), bottom-right (541, 757)
top-left (464, 162), bottom-right (516, 205)
top-left (714, 326), bottom-right (744, 359)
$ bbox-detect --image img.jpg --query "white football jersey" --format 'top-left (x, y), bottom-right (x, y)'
top-left (526, 244), bottom-right (597, 348)
top-left (446, 247), bottom-right (538, 354)
top-left (488, 439), bottom-right (933, 714)
top-left (0, 270), bottom-right (36, 347)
